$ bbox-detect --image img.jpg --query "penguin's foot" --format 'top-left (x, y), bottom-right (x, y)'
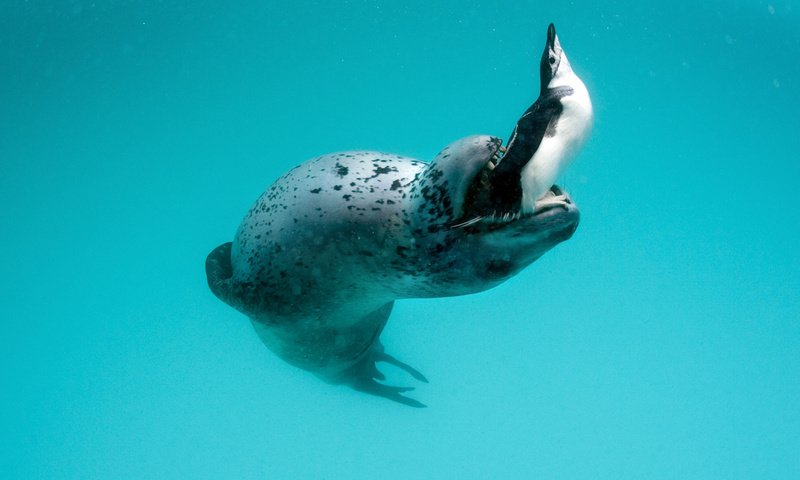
top-left (531, 184), bottom-right (571, 210)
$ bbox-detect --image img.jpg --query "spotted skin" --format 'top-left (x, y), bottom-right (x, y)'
top-left (206, 135), bottom-right (579, 407)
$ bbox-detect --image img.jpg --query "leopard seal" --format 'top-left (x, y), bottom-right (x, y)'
top-left (206, 24), bottom-right (589, 407)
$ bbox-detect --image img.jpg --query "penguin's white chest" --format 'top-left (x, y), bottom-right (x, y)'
top-left (520, 82), bottom-right (593, 212)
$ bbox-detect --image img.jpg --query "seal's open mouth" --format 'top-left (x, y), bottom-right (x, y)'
top-left (450, 143), bottom-right (575, 229)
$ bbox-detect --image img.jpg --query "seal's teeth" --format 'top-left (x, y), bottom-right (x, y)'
top-left (448, 216), bottom-right (484, 229)
top-left (455, 208), bottom-right (521, 228)
top-left (490, 146), bottom-right (507, 166)
top-left (486, 159), bottom-right (496, 170)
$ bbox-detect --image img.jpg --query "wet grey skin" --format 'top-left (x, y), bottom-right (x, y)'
top-left (206, 25), bottom-right (582, 408)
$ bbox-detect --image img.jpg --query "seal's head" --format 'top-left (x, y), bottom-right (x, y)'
top-left (408, 135), bottom-right (579, 293)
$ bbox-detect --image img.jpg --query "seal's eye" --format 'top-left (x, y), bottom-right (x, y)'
top-left (549, 56), bottom-right (556, 65)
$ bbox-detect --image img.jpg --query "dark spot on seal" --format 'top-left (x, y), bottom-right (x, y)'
top-left (310, 188), bottom-right (322, 194)
top-left (333, 185), bottom-right (343, 191)
top-left (335, 163), bottom-right (349, 177)
top-left (363, 165), bottom-right (399, 182)
top-left (343, 194), bottom-right (352, 201)
top-left (390, 180), bottom-right (402, 191)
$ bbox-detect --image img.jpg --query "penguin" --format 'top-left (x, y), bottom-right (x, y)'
top-left (459, 23), bottom-right (593, 224)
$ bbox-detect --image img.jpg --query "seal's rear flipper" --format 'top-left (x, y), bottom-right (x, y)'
top-left (206, 242), bottom-right (233, 304)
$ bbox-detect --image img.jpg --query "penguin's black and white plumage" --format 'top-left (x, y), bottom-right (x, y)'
top-left (480, 23), bottom-right (593, 218)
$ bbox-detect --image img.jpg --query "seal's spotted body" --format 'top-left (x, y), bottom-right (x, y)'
top-left (207, 136), bottom-right (579, 407)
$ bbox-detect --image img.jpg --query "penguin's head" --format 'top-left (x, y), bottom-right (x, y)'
top-left (540, 23), bottom-right (575, 92)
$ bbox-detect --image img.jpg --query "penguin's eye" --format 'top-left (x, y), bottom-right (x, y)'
top-left (549, 56), bottom-right (556, 65)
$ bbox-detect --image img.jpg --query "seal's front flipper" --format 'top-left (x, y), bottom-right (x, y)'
top-left (341, 343), bottom-right (427, 408)
top-left (375, 351), bottom-right (429, 383)
top-left (352, 379), bottom-right (425, 408)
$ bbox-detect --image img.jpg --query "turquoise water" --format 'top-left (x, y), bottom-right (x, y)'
top-left (2, 1), bottom-right (799, 478)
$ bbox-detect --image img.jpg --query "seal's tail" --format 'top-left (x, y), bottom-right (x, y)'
top-left (206, 242), bottom-right (234, 304)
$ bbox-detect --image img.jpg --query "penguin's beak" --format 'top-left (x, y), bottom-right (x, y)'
top-left (547, 23), bottom-right (562, 59)
top-left (547, 23), bottom-right (557, 50)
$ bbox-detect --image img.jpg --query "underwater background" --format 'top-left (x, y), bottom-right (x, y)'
top-left (2, 1), bottom-right (798, 478)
